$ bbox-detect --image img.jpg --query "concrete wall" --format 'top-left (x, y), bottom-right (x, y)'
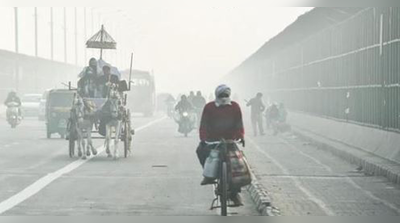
top-left (0, 50), bottom-right (80, 101)
top-left (289, 111), bottom-right (400, 164)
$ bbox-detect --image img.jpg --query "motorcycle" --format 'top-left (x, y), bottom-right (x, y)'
top-left (6, 102), bottom-right (21, 128)
top-left (178, 111), bottom-right (194, 137)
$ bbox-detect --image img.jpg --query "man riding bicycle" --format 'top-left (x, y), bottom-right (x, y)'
top-left (196, 84), bottom-right (245, 207)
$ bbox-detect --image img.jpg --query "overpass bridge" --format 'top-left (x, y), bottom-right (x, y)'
top-left (0, 49), bottom-right (80, 100)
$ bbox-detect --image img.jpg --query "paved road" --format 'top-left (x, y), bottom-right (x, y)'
top-left (244, 127), bottom-right (400, 216)
top-left (2, 111), bottom-right (400, 216)
top-left (0, 115), bottom-right (258, 216)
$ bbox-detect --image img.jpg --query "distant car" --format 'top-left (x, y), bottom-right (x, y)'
top-left (39, 90), bottom-right (51, 121)
top-left (21, 94), bottom-right (41, 117)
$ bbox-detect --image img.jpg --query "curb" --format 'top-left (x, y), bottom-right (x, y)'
top-left (246, 173), bottom-right (275, 216)
top-left (292, 127), bottom-right (400, 186)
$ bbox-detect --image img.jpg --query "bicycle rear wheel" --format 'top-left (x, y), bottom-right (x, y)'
top-left (220, 162), bottom-right (228, 216)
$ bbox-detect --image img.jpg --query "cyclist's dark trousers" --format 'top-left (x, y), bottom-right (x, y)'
top-left (196, 143), bottom-right (211, 168)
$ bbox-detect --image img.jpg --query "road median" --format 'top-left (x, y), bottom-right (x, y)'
top-left (246, 169), bottom-right (276, 216)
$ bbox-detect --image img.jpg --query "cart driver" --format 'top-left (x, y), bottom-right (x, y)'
top-left (78, 58), bottom-right (99, 98)
top-left (98, 65), bottom-right (120, 98)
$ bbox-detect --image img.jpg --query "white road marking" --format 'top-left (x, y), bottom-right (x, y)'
top-left (2, 142), bottom-right (19, 150)
top-left (0, 116), bottom-right (166, 214)
top-left (278, 136), bottom-right (400, 214)
top-left (247, 137), bottom-right (335, 216)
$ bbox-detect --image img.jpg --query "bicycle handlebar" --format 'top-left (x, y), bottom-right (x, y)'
top-left (205, 139), bottom-right (244, 147)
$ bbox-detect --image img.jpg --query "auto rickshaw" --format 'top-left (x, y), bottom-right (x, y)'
top-left (45, 89), bottom-right (76, 138)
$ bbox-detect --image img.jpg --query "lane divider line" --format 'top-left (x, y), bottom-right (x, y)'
top-left (0, 116), bottom-right (167, 215)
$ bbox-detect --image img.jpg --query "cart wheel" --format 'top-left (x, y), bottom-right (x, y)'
top-left (69, 136), bottom-right (75, 158)
top-left (124, 122), bottom-right (131, 158)
top-left (68, 122), bottom-right (75, 158)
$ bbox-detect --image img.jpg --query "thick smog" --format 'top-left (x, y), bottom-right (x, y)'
top-left (0, 4), bottom-right (400, 217)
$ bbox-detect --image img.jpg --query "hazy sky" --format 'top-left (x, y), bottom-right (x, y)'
top-left (0, 5), bottom-right (312, 94)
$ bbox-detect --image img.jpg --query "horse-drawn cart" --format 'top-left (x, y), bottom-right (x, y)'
top-left (66, 25), bottom-right (134, 159)
top-left (67, 83), bottom-right (133, 159)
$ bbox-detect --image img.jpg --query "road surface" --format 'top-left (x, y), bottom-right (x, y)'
top-left (0, 115), bottom-right (258, 216)
top-left (1, 112), bottom-right (400, 216)
top-left (244, 126), bottom-right (400, 216)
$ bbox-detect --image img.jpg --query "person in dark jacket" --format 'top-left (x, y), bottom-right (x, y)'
top-left (197, 84), bottom-right (245, 206)
top-left (4, 91), bottom-right (21, 106)
top-left (78, 58), bottom-right (99, 98)
top-left (4, 91), bottom-right (22, 116)
top-left (175, 95), bottom-right (194, 133)
top-left (175, 95), bottom-right (193, 114)
top-left (246, 92), bottom-right (266, 136)
top-left (192, 91), bottom-right (206, 111)
top-left (97, 65), bottom-right (120, 98)
top-left (266, 103), bottom-right (280, 135)
top-left (192, 91), bottom-right (207, 126)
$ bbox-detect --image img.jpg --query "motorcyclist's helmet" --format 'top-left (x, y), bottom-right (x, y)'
top-left (8, 91), bottom-right (17, 97)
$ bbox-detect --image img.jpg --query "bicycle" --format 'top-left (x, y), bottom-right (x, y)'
top-left (206, 139), bottom-right (243, 216)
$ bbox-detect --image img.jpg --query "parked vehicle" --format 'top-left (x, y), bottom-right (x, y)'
top-left (46, 89), bottom-right (75, 138)
top-left (21, 94), bottom-right (41, 117)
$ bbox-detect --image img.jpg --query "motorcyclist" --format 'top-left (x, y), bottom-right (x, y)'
top-left (175, 95), bottom-right (193, 114)
top-left (77, 58), bottom-right (99, 98)
top-left (188, 91), bottom-right (195, 104)
top-left (192, 91), bottom-right (207, 126)
top-left (4, 91), bottom-right (22, 117)
top-left (196, 84), bottom-right (245, 206)
top-left (175, 95), bottom-right (194, 132)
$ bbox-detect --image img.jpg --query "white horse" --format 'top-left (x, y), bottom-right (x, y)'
top-left (102, 85), bottom-right (123, 159)
top-left (72, 96), bottom-right (98, 159)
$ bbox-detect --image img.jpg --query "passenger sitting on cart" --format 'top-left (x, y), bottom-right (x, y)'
top-left (98, 65), bottom-right (120, 98)
top-left (78, 58), bottom-right (100, 98)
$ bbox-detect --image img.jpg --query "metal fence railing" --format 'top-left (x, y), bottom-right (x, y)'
top-left (267, 7), bottom-right (400, 132)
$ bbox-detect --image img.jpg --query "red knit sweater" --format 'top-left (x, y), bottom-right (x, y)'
top-left (199, 101), bottom-right (245, 141)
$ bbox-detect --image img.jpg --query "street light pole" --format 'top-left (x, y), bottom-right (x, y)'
top-left (84, 7), bottom-right (87, 64)
top-left (14, 7), bottom-right (19, 92)
top-left (14, 7), bottom-right (19, 53)
top-left (64, 7), bottom-right (67, 63)
top-left (34, 7), bottom-right (38, 57)
top-left (50, 7), bottom-right (54, 60)
top-left (74, 7), bottom-right (78, 66)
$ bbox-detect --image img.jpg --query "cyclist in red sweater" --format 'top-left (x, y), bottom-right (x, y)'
top-left (196, 84), bottom-right (245, 206)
